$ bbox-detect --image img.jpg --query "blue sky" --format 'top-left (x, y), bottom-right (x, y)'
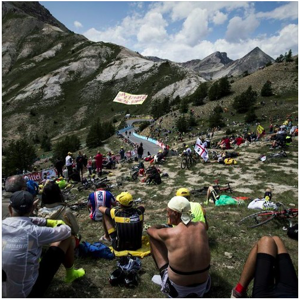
top-left (41, 1), bottom-right (298, 62)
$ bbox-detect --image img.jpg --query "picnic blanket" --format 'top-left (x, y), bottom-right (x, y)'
top-left (109, 235), bottom-right (151, 258)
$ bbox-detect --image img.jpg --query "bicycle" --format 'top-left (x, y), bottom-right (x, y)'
top-left (181, 155), bottom-right (191, 169)
top-left (213, 180), bottom-right (233, 193)
top-left (238, 202), bottom-right (298, 228)
top-left (190, 180), bottom-right (233, 197)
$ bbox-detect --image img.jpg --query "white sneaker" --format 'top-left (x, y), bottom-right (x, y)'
top-left (151, 275), bottom-right (162, 285)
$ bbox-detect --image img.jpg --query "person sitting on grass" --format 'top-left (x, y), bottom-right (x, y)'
top-left (231, 236), bottom-right (298, 298)
top-left (99, 192), bottom-right (145, 251)
top-left (39, 181), bottom-right (81, 248)
top-left (2, 191), bottom-right (85, 298)
top-left (147, 196), bottom-right (211, 298)
top-left (176, 188), bottom-right (209, 230)
top-left (87, 183), bottom-right (117, 242)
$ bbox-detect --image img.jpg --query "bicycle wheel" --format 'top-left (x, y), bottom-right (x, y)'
top-left (131, 171), bottom-right (138, 180)
top-left (238, 211), bottom-right (275, 228)
top-left (181, 158), bottom-right (188, 169)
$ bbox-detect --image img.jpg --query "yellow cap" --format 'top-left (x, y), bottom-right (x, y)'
top-left (116, 192), bottom-right (133, 207)
top-left (176, 188), bottom-right (190, 199)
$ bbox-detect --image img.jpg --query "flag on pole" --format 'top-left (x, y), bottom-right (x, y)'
top-left (194, 138), bottom-right (209, 162)
top-left (256, 124), bottom-right (265, 135)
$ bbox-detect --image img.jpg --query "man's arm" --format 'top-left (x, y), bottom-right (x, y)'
top-left (99, 206), bottom-right (109, 215)
top-left (147, 226), bottom-right (169, 242)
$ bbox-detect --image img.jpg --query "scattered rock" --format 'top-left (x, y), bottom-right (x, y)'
top-left (224, 252), bottom-right (233, 258)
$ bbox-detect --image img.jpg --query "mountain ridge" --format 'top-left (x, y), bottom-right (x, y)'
top-left (2, 2), bottom-right (288, 145)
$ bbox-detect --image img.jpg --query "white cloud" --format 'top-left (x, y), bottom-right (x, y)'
top-left (137, 11), bottom-right (168, 45)
top-left (84, 27), bottom-right (127, 46)
top-left (82, 2), bottom-right (298, 63)
top-left (174, 8), bottom-right (209, 46)
top-left (225, 14), bottom-right (260, 42)
top-left (256, 2), bottom-right (298, 20)
top-left (212, 11), bottom-right (228, 25)
top-left (74, 21), bottom-right (83, 29)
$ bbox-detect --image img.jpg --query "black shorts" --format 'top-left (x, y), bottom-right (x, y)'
top-left (252, 253), bottom-right (298, 298)
top-left (27, 246), bottom-right (65, 298)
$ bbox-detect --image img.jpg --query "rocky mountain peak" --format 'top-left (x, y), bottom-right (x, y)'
top-left (2, 1), bottom-right (69, 32)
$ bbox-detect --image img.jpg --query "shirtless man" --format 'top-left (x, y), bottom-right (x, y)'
top-left (147, 196), bottom-right (211, 298)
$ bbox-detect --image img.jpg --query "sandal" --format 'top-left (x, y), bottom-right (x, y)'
top-left (99, 235), bottom-right (111, 243)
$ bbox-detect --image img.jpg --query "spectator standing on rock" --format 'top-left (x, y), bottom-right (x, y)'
top-left (55, 157), bottom-right (64, 178)
top-left (94, 151), bottom-right (103, 176)
top-left (65, 152), bottom-right (73, 179)
top-left (137, 143), bottom-right (144, 159)
top-left (87, 157), bottom-right (93, 175)
top-left (76, 151), bottom-right (84, 181)
top-left (119, 147), bottom-right (125, 160)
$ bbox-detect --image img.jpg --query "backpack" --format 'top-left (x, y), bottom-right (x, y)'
top-left (78, 241), bottom-right (115, 259)
top-left (224, 158), bottom-right (237, 165)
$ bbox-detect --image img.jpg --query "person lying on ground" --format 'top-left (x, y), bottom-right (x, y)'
top-left (176, 188), bottom-right (209, 230)
top-left (147, 196), bottom-right (211, 298)
top-left (39, 180), bottom-right (81, 247)
top-left (206, 186), bottom-right (238, 205)
top-left (99, 192), bottom-right (144, 251)
top-left (2, 191), bottom-right (85, 298)
top-left (247, 188), bottom-right (278, 210)
top-left (231, 236), bottom-right (298, 298)
top-left (88, 183), bottom-right (117, 241)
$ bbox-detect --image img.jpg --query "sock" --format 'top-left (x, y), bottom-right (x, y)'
top-left (65, 265), bottom-right (85, 283)
top-left (234, 283), bottom-right (246, 294)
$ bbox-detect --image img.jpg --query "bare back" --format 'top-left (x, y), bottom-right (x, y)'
top-left (162, 221), bottom-right (210, 286)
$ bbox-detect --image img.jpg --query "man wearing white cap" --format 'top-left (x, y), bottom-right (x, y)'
top-left (147, 196), bottom-right (211, 298)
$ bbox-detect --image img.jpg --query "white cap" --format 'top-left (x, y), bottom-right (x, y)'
top-left (168, 196), bottom-right (192, 225)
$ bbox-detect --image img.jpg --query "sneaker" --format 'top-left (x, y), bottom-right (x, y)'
top-left (65, 268), bottom-right (85, 283)
top-left (124, 271), bottom-right (139, 288)
top-left (118, 256), bottom-right (141, 273)
top-left (151, 275), bottom-right (162, 285)
top-left (230, 288), bottom-right (245, 298)
top-left (109, 268), bottom-right (125, 286)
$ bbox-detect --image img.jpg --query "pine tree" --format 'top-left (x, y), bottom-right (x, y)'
top-left (102, 121), bottom-right (115, 140)
top-left (261, 81), bottom-right (273, 97)
top-left (188, 112), bottom-right (197, 126)
top-left (218, 77), bottom-right (231, 98)
top-left (191, 82), bottom-right (208, 106)
top-left (179, 98), bottom-right (189, 113)
top-left (176, 115), bottom-right (188, 132)
top-left (208, 81), bottom-right (219, 101)
top-left (41, 134), bottom-right (52, 152)
top-left (245, 108), bottom-right (257, 123)
top-left (208, 111), bottom-right (225, 128)
top-left (162, 97), bottom-right (170, 113)
top-left (3, 139), bottom-right (37, 175)
top-left (150, 99), bottom-right (162, 119)
top-left (233, 86), bottom-right (258, 113)
top-left (86, 119), bottom-right (103, 148)
top-left (52, 135), bottom-right (81, 162)
top-left (285, 49), bottom-right (293, 62)
top-left (214, 105), bottom-right (223, 114)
